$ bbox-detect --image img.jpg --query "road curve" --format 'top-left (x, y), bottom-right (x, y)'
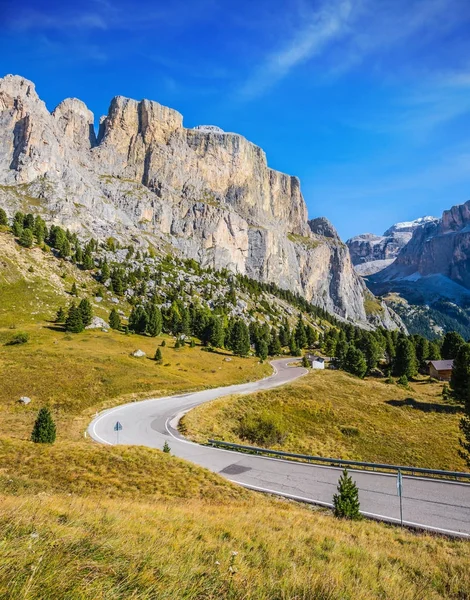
top-left (88, 358), bottom-right (470, 538)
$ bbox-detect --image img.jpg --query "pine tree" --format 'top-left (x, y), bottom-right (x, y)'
top-left (413, 335), bottom-right (429, 371)
top-left (206, 316), bottom-right (224, 348)
top-left (289, 336), bottom-right (299, 357)
top-left (146, 305), bottom-right (163, 337)
top-left (256, 339), bottom-right (268, 361)
top-left (12, 219), bottom-right (23, 237)
top-left (450, 343), bottom-right (470, 405)
top-left (343, 345), bottom-right (367, 378)
top-left (31, 407), bottom-right (56, 444)
top-left (19, 227), bottom-right (34, 248)
top-left (294, 315), bottom-right (307, 349)
top-left (333, 469), bottom-right (361, 519)
top-left (441, 332), bottom-right (465, 360)
top-left (79, 298), bottom-right (93, 327)
top-left (65, 303), bottom-right (84, 333)
top-left (101, 260), bottom-right (110, 282)
top-left (154, 347), bottom-right (163, 363)
top-left (109, 308), bottom-right (121, 330)
top-left (393, 337), bottom-right (417, 379)
top-left (279, 319), bottom-right (290, 347)
top-left (0, 208), bottom-right (7, 226)
top-left (362, 334), bottom-right (380, 373)
top-left (230, 320), bottom-right (250, 357)
top-left (82, 248), bottom-right (94, 270)
top-left (334, 339), bottom-right (349, 369)
top-left (55, 306), bottom-right (66, 323)
top-left (128, 306), bottom-right (149, 334)
top-left (268, 331), bottom-right (282, 356)
top-left (306, 325), bottom-right (317, 348)
top-left (71, 282), bottom-right (78, 297)
top-left (302, 355), bottom-right (310, 368)
top-left (163, 440), bottom-right (171, 453)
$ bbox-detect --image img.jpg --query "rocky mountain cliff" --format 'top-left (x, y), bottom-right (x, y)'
top-left (361, 203), bottom-right (470, 338)
top-left (347, 217), bottom-right (437, 276)
top-left (0, 74), bottom-right (400, 329)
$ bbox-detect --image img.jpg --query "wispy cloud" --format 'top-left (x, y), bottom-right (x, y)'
top-left (238, 0), bottom-right (470, 100)
top-left (238, 0), bottom-right (354, 99)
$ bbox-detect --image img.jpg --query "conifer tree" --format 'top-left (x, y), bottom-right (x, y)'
top-left (12, 219), bottom-right (23, 237)
top-left (255, 339), bottom-right (268, 361)
top-left (450, 343), bottom-right (470, 405)
top-left (101, 260), bottom-right (110, 282)
top-left (295, 315), bottom-right (307, 349)
top-left (206, 316), bottom-right (224, 348)
top-left (333, 469), bottom-right (361, 519)
top-left (343, 345), bottom-right (367, 378)
top-left (302, 355), bottom-right (310, 368)
top-left (55, 306), bottom-right (66, 323)
top-left (279, 319), bottom-right (290, 347)
top-left (78, 298), bottom-right (93, 327)
top-left (306, 325), bottom-right (317, 348)
top-left (146, 305), bottom-right (163, 337)
top-left (154, 347), bottom-right (163, 363)
top-left (230, 320), bottom-right (250, 357)
top-left (31, 407), bottom-right (56, 444)
top-left (82, 248), bottom-right (94, 270)
top-left (334, 339), bottom-right (349, 369)
top-left (71, 282), bottom-right (78, 297)
top-left (128, 306), bottom-right (148, 334)
top-left (441, 332), bottom-right (465, 360)
top-left (268, 331), bottom-right (282, 356)
top-left (289, 336), bottom-right (299, 357)
top-left (393, 337), bottom-right (417, 379)
top-left (109, 308), bottom-right (121, 330)
top-left (19, 227), bottom-right (34, 248)
top-left (65, 303), bottom-right (84, 333)
top-left (0, 208), bottom-right (7, 226)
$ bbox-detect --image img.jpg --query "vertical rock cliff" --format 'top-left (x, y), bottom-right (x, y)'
top-left (0, 74), bottom-right (400, 329)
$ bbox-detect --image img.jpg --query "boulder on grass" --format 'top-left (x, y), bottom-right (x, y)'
top-left (85, 316), bottom-right (109, 330)
top-left (18, 396), bottom-right (31, 405)
top-left (132, 349), bottom-right (146, 358)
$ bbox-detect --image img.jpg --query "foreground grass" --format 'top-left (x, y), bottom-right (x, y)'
top-left (183, 369), bottom-right (467, 471)
top-left (1, 491), bottom-right (469, 600)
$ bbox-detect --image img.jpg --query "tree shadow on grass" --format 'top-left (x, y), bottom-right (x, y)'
top-left (386, 397), bottom-right (463, 414)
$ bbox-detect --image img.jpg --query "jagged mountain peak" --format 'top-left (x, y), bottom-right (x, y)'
top-left (0, 73), bottom-right (403, 330)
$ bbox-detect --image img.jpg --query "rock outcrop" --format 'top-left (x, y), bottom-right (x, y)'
top-left (347, 216), bottom-right (438, 276)
top-left (0, 74), bottom-right (400, 329)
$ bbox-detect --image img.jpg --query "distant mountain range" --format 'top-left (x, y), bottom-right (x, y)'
top-left (348, 205), bottom-right (470, 338)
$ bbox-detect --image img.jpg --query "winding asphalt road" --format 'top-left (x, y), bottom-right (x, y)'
top-left (88, 358), bottom-right (470, 538)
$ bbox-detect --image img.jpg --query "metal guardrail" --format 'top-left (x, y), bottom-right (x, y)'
top-left (207, 439), bottom-right (470, 481)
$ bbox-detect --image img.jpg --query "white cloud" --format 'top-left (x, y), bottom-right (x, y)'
top-left (238, 0), bottom-right (354, 99)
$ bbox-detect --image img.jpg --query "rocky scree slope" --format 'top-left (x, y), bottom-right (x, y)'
top-left (0, 74), bottom-right (398, 329)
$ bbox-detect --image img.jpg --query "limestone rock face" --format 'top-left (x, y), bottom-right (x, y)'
top-left (347, 217), bottom-right (438, 277)
top-left (0, 74), bottom-right (401, 329)
top-left (368, 201), bottom-right (470, 305)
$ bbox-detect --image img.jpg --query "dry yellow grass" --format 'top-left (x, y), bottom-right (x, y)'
top-left (183, 369), bottom-right (467, 471)
top-left (1, 492), bottom-right (469, 600)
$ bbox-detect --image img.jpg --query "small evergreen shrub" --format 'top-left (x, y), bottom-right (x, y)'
top-left (6, 332), bottom-right (29, 346)
top-left (163, 441), bottom-right (171, 453)
top-left (154, 348), bottom-right (163, 363)
top-left (333, 469), bottom-right (361, 520)
top-left (397, 375), bottom-right (409, 387)
top-left (31, 407), bottom-right (56, 444)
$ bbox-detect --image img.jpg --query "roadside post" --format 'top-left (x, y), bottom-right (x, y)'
top-left (397, 468), bottom-right (403, 527)
top-left (114, 421), bottom-right (123, 444)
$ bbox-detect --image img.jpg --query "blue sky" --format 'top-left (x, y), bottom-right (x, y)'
top-left (1, 0), bottom-right (470, 240)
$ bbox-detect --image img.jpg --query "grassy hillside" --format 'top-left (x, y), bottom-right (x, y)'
top-left (0, 232), bottom-right (270, 442)
top-left (2, 490), bottom-right (469, 600)
top-left (183, 369), bottom-right (467, 471)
